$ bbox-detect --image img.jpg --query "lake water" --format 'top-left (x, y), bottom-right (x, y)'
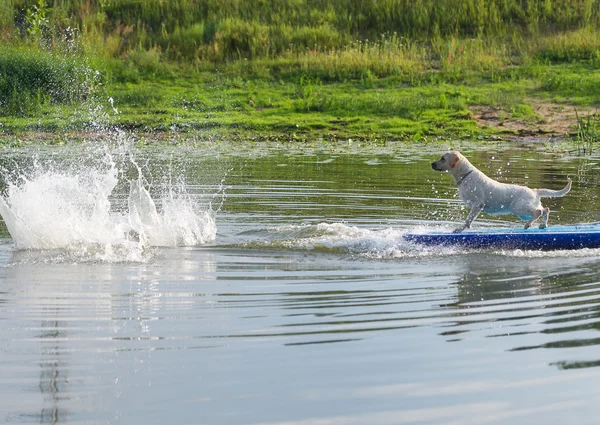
top-left (2, 139), bottom-right (600, 425)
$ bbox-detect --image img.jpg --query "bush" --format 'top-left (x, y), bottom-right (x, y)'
top-left (0, 47), bottom-right (93, 116)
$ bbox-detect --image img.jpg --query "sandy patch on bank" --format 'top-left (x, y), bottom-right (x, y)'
top-left (470, 102), bottom-right (590, 138)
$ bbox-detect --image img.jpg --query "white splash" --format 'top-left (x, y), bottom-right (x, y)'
top-left (250, 222), bottom-right (461, 258)
top-left (127, 175), bottom-right (216, 248)
top-left (0, 150), bottom-right (217, 262)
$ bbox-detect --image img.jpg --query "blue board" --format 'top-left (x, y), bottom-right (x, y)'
top-left (403, 223), bottom-right (600, 250)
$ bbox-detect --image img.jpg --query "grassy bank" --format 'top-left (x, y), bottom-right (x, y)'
top-left (3, 59), bottom-right (599, 143)
top-left (2, 1), bottom-right (600, 142)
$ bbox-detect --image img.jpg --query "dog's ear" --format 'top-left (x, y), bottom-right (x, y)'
top-left (448, 153), bottom-right (460, 168)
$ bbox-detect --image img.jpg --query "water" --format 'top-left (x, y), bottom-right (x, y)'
top-left (2, 140), bottom-right (600, 425)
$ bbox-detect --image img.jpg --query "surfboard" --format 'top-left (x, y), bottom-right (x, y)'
top-left (403, 223), bottom-right (600, 250)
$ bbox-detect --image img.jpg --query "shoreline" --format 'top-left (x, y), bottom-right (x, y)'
top-left (0, 127), bottom-right (573, 147)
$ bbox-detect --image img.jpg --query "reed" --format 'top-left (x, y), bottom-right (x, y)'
top-left (574, 109), bottom-right (600, 154)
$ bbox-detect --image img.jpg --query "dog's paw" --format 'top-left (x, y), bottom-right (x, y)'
top-left (452, 227), bottom-right (466, 233)
top-left (539, 223), bottom-right (547, 229)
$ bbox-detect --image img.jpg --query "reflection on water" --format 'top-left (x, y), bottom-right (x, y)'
top-left (2, 142), bottom-right (600, 424)
top-left (39, 319), bottom-right (67, 425)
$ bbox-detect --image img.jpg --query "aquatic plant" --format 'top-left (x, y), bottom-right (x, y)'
top-left (574, 109), bottom-right (600, 155)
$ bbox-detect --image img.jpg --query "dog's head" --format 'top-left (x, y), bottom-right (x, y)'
top-left (431, 151), bottom-right (462, 172)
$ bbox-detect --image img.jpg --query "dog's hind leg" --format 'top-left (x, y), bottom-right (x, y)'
top-left (524, 208), bottom-right (543, 230)
top-left (539, 207), bottom-right (550, 229)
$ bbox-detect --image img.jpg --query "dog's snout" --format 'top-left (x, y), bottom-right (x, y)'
top-left (431, 162), bottom-right (440, 171)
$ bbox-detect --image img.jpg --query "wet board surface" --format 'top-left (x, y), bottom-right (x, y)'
top-left (403, 223), bottom-right (600, 250)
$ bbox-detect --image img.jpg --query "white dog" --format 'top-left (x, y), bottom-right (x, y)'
top-left (431, 151), bottom-right (571, 232)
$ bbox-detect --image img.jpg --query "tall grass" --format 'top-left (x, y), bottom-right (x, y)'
top-left (7, 0), bottom-right (600, 63)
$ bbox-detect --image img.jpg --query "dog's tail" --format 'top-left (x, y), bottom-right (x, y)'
top-left (534, 177), bottom-right (572, 198)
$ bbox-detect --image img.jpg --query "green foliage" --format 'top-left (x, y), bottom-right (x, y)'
top-left (24, 0), bottom-right (50, 39)
top-left (0, 47), bottom-right (92, 116)
top-left (294, 75), bottom-right (331, 112)
top-left (510, 103), bottom-right (533, 119)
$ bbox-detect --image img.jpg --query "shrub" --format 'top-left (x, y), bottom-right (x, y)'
top-left (0, 47), bottom-right (93, 116)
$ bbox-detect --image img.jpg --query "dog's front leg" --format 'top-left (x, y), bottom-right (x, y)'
top-left (453, 204), bottom-right (484, 233)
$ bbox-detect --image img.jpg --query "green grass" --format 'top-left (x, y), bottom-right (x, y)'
top-left (2, 43), bottom-right (600, 142)
top-left (0, 61), bottom-right (580, 141)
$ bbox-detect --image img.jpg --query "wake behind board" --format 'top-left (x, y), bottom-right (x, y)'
top-left (403, 223), bottom-right (600, 251)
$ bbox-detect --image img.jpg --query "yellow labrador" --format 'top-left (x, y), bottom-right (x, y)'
top-left (431, 151), bottom-right (571, 232)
